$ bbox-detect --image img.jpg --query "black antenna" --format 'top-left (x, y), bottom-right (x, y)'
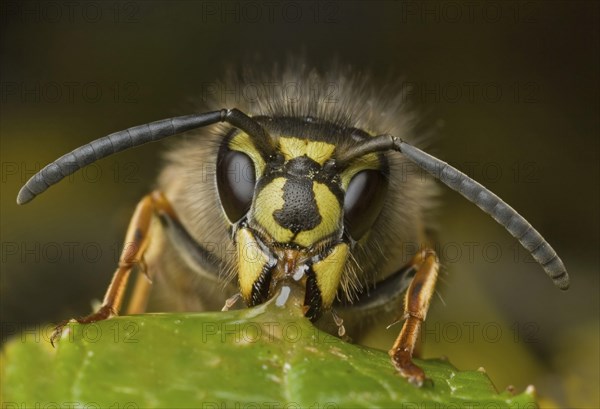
top-left (397, 140), bottom-right (569, 289)
top-left (17, 110), bottom-right (569, 290)
top-left (16, 109), bottom-right (273, 205)
top-left (337, 134), bottom-right (569, 290)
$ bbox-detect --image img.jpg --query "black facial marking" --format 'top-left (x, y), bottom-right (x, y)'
top-left (250, 264), bottom-right (274, 306)
top-left (304, 266), bottom-right (323, 321)
top-left (274, 175), bottom-right (321, 234)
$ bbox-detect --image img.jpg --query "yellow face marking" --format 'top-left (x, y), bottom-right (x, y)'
top-left (313, 243), bottom-right (349, 308)
top-left (228, 131), bottom-right (266, 176)
top-left (279, 137), bottom-right (336, 165)
top-left (340, 153), bottom-right (381, 189)
top-left (236, 227), bottom-right (271, 302)
top-left (295, 182), bottom-right (341, 247)
top-left (253, 177), bottom-right (294, 243)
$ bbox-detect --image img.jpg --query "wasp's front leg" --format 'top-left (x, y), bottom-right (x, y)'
top-left (389, 249), bottom-right (439, 386)
top-left (50, 191), bottom-right (177, 346)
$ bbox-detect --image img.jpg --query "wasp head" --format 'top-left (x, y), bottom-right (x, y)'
top-left (216, 118), bottom-right (389, 320)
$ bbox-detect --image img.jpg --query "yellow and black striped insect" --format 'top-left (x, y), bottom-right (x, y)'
top-left (17, 66), bottom-right (569, 386)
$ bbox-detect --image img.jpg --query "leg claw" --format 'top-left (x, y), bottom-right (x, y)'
top-left (391, 349), bottom-right (426, 387)
top-left (49, 304), bottom-right (116, 347)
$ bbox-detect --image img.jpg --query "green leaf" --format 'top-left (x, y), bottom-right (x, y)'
top-left (1, 297), bottom-right (537, 408)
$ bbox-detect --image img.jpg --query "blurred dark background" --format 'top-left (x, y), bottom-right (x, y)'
top-left (1, 1), bottom-right (598, 406)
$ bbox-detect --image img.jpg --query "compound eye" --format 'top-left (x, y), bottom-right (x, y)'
top-left (217, 149), bottom-right (256, 223)
top-left (343, 170), bottom-right (388, 240)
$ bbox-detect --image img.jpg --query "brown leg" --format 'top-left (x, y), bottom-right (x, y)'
top-left (389, 248), bottom-right (439, 386)
top-left (50, 191), bottom-right (176, 346)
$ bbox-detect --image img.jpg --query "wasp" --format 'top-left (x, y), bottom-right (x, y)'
top-left (17, 65), bottom-right (569, 386)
